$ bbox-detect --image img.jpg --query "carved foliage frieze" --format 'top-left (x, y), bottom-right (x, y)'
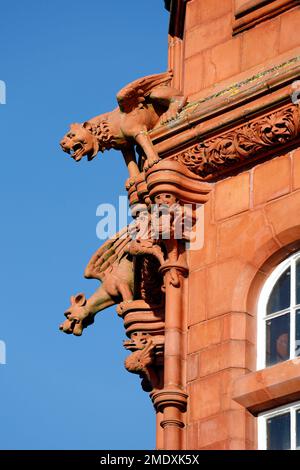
top-left (173, 105), bottom-right (300, 178)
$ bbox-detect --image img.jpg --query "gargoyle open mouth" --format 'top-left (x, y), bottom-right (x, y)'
top-left (70, 142), bottom-right (85, 162)
top-left (60, 122), bottom-right (100, 163)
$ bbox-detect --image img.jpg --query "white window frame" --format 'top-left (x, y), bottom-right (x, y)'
top-left (257, 252), bottom-right (300, 370)
top-left (258, 401), bottom-right (300, 450)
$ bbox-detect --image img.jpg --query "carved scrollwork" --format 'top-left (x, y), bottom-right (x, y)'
top-left (124, 332), bottom-right (164, 391)
top-left (174, 105), bottom-right (300, 177)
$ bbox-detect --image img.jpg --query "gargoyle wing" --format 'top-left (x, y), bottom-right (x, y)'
top-left (116, 71), bottom-right (173, 113)
top-left (84, 226), bottom-right (131, 281)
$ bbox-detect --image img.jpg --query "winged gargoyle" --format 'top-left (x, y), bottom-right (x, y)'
top-left (60, 216), bottom-right (167, 336)
top-left (59, 227), bottom-right (134, 336)
top-left (60, 71), bottom-right (186, 179)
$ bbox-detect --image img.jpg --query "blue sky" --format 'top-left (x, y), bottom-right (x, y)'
top-left (0, 0), bottom-right (169, 449)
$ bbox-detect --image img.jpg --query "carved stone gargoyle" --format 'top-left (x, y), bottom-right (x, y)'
top-left (59, 227), bottom-right (134, 336)
top-left (124, 332), bottom-right (164, 392)
top-left (60, 71), bottom-right (186, 179)
top-left (59, 217), bottom-right (168, 336)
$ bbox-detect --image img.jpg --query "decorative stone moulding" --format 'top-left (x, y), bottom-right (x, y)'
top-left (149, 56), bottom-right (300, 181)
top-left (127, 159), bottom-right (212, 206)
top-left (146, 159), bottom-right (212, 204)
top-left (59, 56), bottom-right (300, 450)
top-left (233, 0), bottom-right (300, 35)
top-left (172, 104), bottom-right (300, 179)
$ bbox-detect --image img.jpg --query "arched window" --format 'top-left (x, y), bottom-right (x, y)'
top-left (257, 252), bottom-right (300, 370)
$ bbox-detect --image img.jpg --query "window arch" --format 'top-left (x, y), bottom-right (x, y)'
top-left (257, 251), bottom-right (300, 370)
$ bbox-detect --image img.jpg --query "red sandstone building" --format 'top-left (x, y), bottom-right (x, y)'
top-left (163, 0), bottom-right (300, 450)
top-left (61, 0), bottom-right (300, 451)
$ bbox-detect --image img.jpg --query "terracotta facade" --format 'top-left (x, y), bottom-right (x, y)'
top-left (164, 0), bottom-right (300, 450)
top-left (60, 0), bottom-right (300, 450)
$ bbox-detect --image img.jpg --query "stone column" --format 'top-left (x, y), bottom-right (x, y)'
top-left (152, 260), bottom-right (188, 449)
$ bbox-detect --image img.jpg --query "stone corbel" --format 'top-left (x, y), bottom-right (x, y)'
top-left (127, 159), bottom-right (212, 205)
top-left (124, 159), bottom-right (213, 450)
top-left (119, 300), bottom-right (165, 392)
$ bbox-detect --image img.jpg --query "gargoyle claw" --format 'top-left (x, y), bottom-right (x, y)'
top-left (160, 111), bottom-right (180, 125)
top-left (144, 158), bottom-right (160, 172)
top-left (116, 300), bottom-right (134, 316)
top-left (125, 177), bottom-right (136, 190)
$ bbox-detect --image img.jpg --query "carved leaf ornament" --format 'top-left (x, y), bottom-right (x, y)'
top-left (175, 106), bottom-right (300, 177)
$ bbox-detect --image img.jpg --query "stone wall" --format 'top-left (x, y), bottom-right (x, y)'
top-left (165, 0), bottom-right (300, 449)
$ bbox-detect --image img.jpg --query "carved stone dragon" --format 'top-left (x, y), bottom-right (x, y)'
top-left (60, 71), bottom-right (186, 180)
top-left (60, 227), bottom-right (134, 336)
top-left (59, 219), bottom-right (167, 336)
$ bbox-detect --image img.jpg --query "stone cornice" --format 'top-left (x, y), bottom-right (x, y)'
top-left (149, 56), bottom-right (300, 181)
top-left (233, 0), bottom-right (300, 35)
top-left (173, 103), bottom-right (300, 180)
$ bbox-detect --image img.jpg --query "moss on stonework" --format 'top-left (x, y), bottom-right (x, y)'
top-left (152, 56), bottom-right (300, 134)
top-left (184, 55), bottom-right (300, 113)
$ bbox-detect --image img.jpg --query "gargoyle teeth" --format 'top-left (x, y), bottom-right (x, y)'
top-left (72, 143), bottom-right (83, 152)
top-left (70, 143), bottom-right (85, 161)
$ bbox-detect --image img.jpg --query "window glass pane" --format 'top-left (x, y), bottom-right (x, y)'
top-left (267, 267), bottom-right (290, 315)
top-left (296, 259), bottom-right (300, 305)
top-left (296, 310), bottom-right (300, 357)
top-left (297, 409), bottom-right (300, 449)
top-left (267, 412), bottom-right (291, 450)
top-left (266, 314), bottom-right (290, 366)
